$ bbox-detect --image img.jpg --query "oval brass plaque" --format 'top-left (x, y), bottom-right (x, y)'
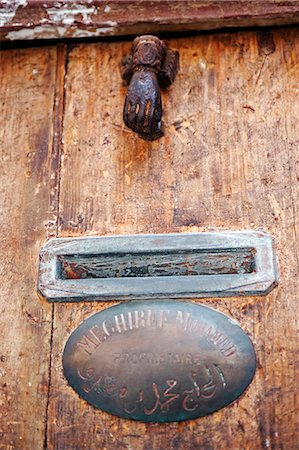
top-left (63, 301), bottom-right (256, 422)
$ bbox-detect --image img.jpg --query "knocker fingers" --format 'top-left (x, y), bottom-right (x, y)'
top-left (121, 35), bottom-right (179, 141)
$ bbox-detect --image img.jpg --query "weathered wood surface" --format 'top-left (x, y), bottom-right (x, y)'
top-left (0, 28), bottom-right (298, 449)
top-left (1, 1), bottom-right (299, 41)
top-left (45, 29), bottom-right (298, 449)
top-left (0, 46), bottom-right (62, 448)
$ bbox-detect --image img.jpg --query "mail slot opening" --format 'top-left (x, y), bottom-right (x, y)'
top-left (57, 248), bottom-right (256, 280)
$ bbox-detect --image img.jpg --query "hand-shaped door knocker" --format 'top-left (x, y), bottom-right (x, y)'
top-left (121, 35), bottom-right (179, 141)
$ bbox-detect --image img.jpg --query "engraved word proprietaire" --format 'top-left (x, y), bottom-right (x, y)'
top-left (63, 301), bottom-right (256, 422)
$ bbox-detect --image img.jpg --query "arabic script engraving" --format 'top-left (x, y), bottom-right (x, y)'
top-left (77, 364), bottom-right (226, 416)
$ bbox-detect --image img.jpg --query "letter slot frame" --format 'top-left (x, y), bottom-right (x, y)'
top-left (38, 231), bottom-right (278, 302)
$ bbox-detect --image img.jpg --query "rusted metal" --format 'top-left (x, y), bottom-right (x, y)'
top-left (63, 300), bottom-right (256, 422)
top-left (122, 35), bottom-right (179, 141)
top-left (38, 231), bottom-right (278, 302)
top-left (58, 248), bottom-right (255, 279)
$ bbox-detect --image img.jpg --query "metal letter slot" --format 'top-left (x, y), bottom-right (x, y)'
top-left (38, 231), bottom-right (278, 302)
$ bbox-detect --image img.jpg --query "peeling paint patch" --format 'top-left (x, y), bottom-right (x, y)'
top-left (103, 20), bottom-right (117, 27)
top-left (6, 25), bottom-right (67, 40)
top-left (70, 26), bottom-right (118, 38)
top-left (6, 23), bottom-right (118, 40)
top-left (0, 0), bottom-right (28, 27)
top-left (47, 4), bottom-right (97, 26)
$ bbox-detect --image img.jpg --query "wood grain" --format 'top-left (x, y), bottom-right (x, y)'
top-left (1, 1), bottom-right (299, 41)
top-left (45, 29), bottom-right (299, 449)
top-left (0, 46), bottom-right (62, 448)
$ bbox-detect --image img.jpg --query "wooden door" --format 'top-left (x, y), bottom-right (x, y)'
top-left (0, 28), bottom-right (298, 449)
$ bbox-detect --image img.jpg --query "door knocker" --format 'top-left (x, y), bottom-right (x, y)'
top-left (121, 35), bottom-right (179, 141)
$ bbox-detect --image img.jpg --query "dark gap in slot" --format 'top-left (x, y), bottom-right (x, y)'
top-left (57, 248), bottom-right (256, 280)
